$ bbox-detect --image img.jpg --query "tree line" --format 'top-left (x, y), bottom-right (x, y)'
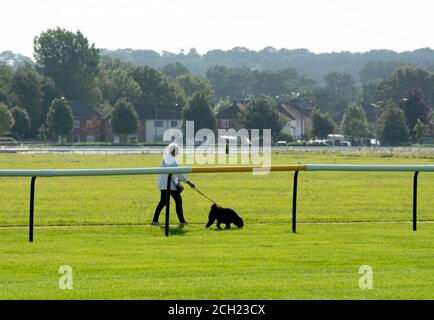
top-left (99, 47), bottom-right (434, 83)
top-left (7, 46), bottom-right (433, 82)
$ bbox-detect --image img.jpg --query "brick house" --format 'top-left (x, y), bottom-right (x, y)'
top-left (68, 100), bottom-right (105, 143)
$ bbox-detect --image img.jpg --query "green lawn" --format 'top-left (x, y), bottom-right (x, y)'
top-left (0, 151), bottom-right (433, 299)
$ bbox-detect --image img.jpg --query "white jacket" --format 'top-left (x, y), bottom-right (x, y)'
top-left (157, 155), bottom-right (189, 190)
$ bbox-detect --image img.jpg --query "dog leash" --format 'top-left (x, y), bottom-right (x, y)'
top-left (192, 186), bottom-right (218, 205)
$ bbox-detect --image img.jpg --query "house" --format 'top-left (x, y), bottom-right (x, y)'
top-left (144, 108), bottom-right (183, 143)
top-left (277, 104), bottom-right (296, 137)
top-left (215, 99), bottom-right (312, 141)
top-left (68, 100), bottom-right (105, 143)
top-left (215, 102), bottom-right (242, 130)
top-left (278, 101), bottom-right (312, 140)
top-left (63, 100), bottom-right (184, 144)
top-left (103, 119), bottom-right (146, 144)
top-left (102, 105), bottom-right (183, 144)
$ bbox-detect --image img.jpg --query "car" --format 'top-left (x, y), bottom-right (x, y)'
top-left (327, 134), bottom-right (352, 147)
top-left (307, 139), bottom-right (328, 146)
top-left (0, 137), bottom-right (18, 146)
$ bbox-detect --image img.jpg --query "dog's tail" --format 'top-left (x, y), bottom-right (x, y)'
top-left (205, 211), bottom-right (216, 228)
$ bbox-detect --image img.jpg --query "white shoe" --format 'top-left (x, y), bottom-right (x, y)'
top-left (151, 221), bottom-right (161, 226)
top-left (179, 221), bottom-right (189, 226)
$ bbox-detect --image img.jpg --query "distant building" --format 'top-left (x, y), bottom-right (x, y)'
top-left (68, 100), bottom-right (105, 143)
top-left (102, 106), bottom-right (183, 144)
top-left (103, 119), bottom-right (146, 145)
top-left (278, 102), bottom-right (312, 140)
top-left (215, 99), bottom-right (312, 141)
top-left (144, 108), bottom-right (183, 143)
top-left (215, 102), bottom-right (242, 131)
top-left (277, 103), bottom-right (296, 137)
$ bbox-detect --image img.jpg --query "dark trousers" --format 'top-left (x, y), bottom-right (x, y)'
top-left (153, 190), bottom-right (186, 223)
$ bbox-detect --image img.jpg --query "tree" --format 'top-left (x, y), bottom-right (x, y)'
top-left (340, 103), bottom-right (370, 137)
top-left (111, 98), bottom-right (139, 136)
top-left (131, 66), bottom-right (185, 117)
top-left (0, 88), bottom-right (9, 105)
top-left (361, 80), bottom-right (381, 122)
top-left (40, 76), bottom-right (61, 126)
top-left (101, 47), bottom-right (434, 82)
top-left (182, 92), bottom-right (216, 133)
top-left (251, 67), bottom-right (314, 98)
top-left (316, 72), bottom-right (359, 118)
top-left (9, 65), bottom-right (44, 135)
top-left (413, 119), bottom-right (428, 144)
top-left (37, 124), bottom-right (48, 142)
top-left (11, 107), bottom-right (31, 139)
top-left (310, 108), bottom-right (337, 139)
top-left (46, 98), bottom-right (73, 141)
top-left (377, 102), bottom-right (409, 146)
top-left (176, 74), bottom-right (215, 101)
top-left (214, 97), bottom-right (233, 114)
top-left (359, 61), bottom-right (409, 83)
top-left (206, 65), bottom-right (254, 100)
top-left (252, 70), bottom-right (288, 97)
top-left (239, 97), bottom-right (284, 140)
top-left (401, 89), bottom-right (431, 137)
top-left (0, 63), bottom-right (14, 104)
top-left (33, 28), bottom-right (101, 103)
top-left (0, 102), bottom-right (14, 135)
top-left (98, 61), bottom-right (142, 107)
top-left (161, 62), bottom-right (191, 78)
top-left (379, 67), bottom-right (434, 106)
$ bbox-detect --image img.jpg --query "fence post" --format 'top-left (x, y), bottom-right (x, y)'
top-left (29, 176), bottom-right (37, 242)
top-left (165, 174), bottom-right (172, 237)
top-left (292, 171), bottom-right (299, 233)
top-left (413, 171), bottom-right (419, 231)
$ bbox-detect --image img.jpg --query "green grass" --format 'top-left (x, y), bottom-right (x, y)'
top-left (0, 151), bottom-right (433, 299)
top-left (1, 224), bottom-right (433, 299)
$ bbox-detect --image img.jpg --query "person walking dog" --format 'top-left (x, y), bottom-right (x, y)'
top-left (151, 143), bottom-right (195, 226)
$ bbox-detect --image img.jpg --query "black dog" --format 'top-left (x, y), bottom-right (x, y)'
top-left (205, 204), bottom-right (244, 229)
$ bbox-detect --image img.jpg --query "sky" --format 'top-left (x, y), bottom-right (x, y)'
top-left (1, 0), bottom-right (433, 57)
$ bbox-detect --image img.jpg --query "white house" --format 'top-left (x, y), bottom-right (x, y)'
top-left (278, 103), bottom-right (311, 140)
top-left (145, 119), bottom-right (183, 142)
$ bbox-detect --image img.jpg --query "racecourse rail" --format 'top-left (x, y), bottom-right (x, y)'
top-left (1, 164), bottom-right (432, 242)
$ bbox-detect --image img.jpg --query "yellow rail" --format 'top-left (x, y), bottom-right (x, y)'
top-left (192, 165), bottom-right (306, 173)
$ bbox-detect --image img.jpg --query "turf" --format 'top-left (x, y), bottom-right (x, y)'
top-left (1, 223), bottom-right (433, 299)
top-left (0, 151), bottom-right (433, 299)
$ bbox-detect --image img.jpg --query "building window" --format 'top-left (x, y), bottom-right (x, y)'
top-left (154, 135), bottom-right (163, 142)
top-left (127, 134), bottom-right (138, 144)
top-left (170, 120), bottom-right (178, 127)
top-left (86, 135), bottom-right (95, 143)
top-left (73, 135), bottom-right (80, 143)
top-left (221, 119), bottom-right (230, 128)
top-left (73, 120), bottom-right (80, 129)
top-left (114, 135), bottom-right (120, 144)
top-left (154, 120), bottom-right (163, 127)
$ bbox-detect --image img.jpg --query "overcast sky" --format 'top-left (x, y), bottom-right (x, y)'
top-left (1, 0), bottom-right (433, 57)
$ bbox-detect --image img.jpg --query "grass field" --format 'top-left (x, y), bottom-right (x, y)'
top-left (0, 151), bottom-right (433, 299)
